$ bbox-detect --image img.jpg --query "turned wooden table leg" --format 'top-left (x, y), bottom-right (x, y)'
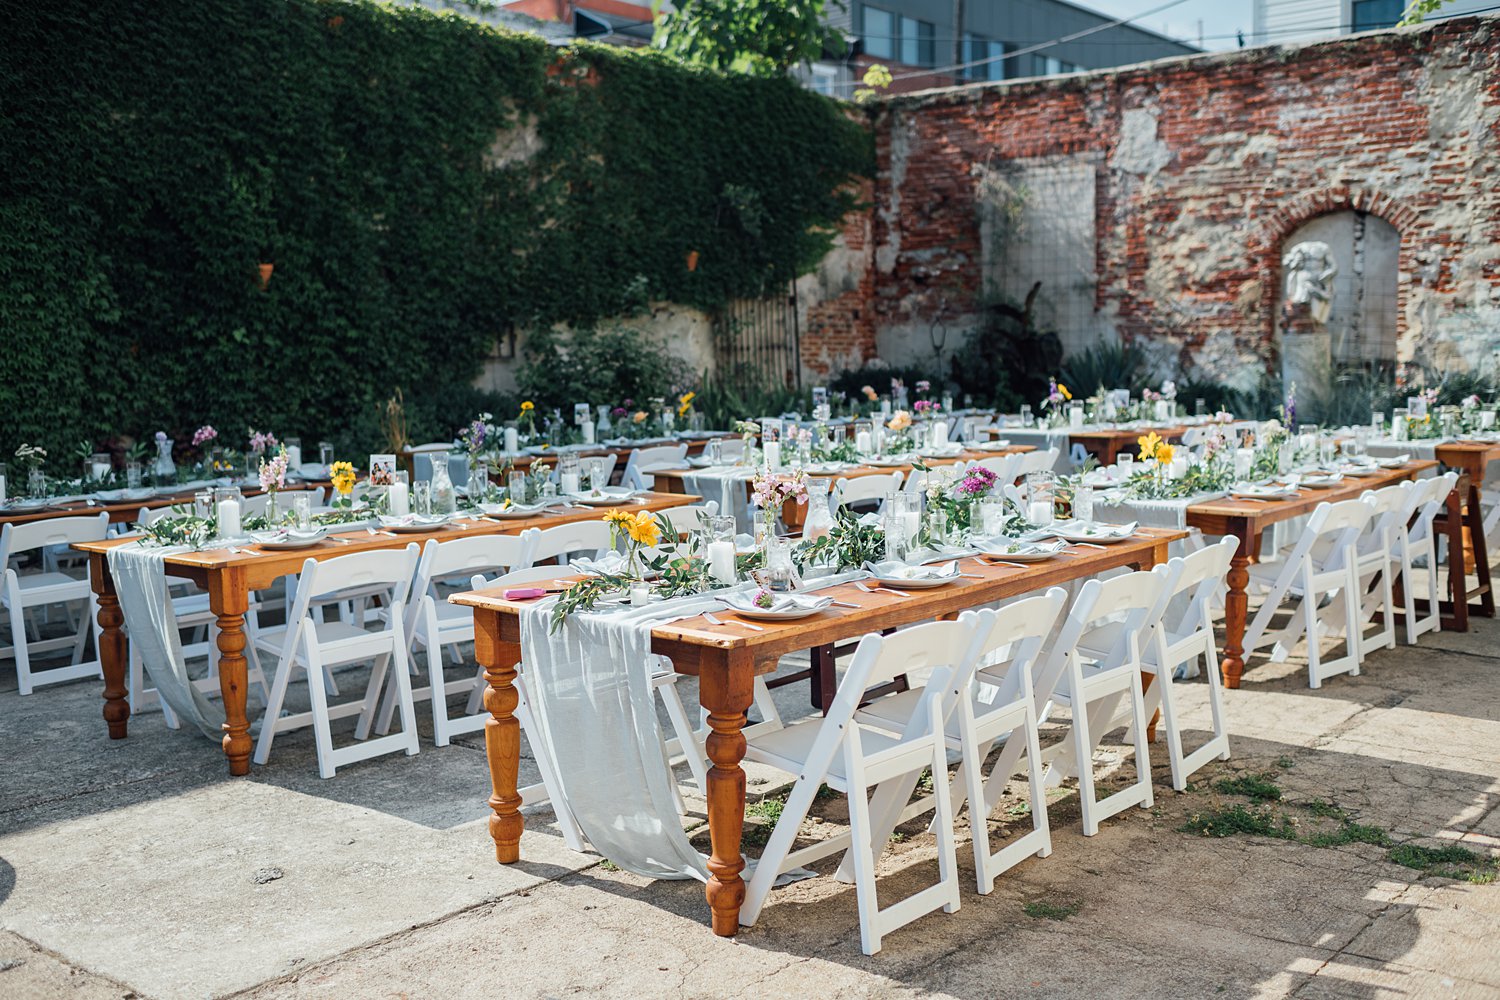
top-left (208, 566), bottom-right (252, 776)
top-left (1469, 478), bottom-right (1495, 617)
top-left (90, 552), bottom-right (130, 740)
top-left (475, 609), bottom-right (524, 863)
top-left (1444, 482), bottom-right (1470, 632)
top-left (699, 649), bottom-right (754, 937)
top-left (1221, 522), bottom-right (1253, 690)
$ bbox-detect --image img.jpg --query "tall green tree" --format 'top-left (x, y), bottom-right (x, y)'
top-left (653, 0), bottom-right (846, 76)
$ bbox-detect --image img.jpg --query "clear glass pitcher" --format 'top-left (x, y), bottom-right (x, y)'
top-left (430, 459), bottom-right (457, 515)
top-left (802, 477), bottom-right (834, 543)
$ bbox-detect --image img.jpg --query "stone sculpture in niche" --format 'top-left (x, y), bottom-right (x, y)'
top-left (1282, 241), bottom-right (1338, 326)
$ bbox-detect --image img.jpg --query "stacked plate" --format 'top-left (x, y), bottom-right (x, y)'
top-left (720, 591), bottom-right (834, 621)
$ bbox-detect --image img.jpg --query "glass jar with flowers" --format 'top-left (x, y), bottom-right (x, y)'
top-left (329, 461), bottom-right (357, 508)
top-left (247, 429), bottom-right (278, 480)
top-left (15, 443), bottom-right (47, 498)
top-left (604, 508), bottom-right (662, 578)
top-left (258, 445), bottom-right (289, 523)
top-left (750, 468), bottom-right (809, 548)
top-left (1041, 378), bottom-right (1072, 428)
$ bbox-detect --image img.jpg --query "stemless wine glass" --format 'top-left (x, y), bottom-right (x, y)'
top-left (1073, 485), bottom-right (1095, 523)
top-left (413, 480), bottom-right (432, 516)
top-left (508, 470), bottom-right (527, 504)
top-left (125, 462), bottom-right (143, 489)
top-left (293, 495), bottom-right (313, 531)
top-left (705, 437), bottom-right (723, 466)
top-left (1117, 452), bottom-right (1134, 477)
top-left (979, 497), bottom-right (1006, 537)
top-left (587, 458), bottom-right (605, 492)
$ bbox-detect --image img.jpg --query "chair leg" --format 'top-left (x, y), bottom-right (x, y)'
top-left (842, 751), bottom-right (885, 956)
top-left (302, 646), bottom-right (339, 779)
top-left (657, 679), bottom-right (708, 794)
top-left (1069, 682), bottom-right (1099, 836)
top-left (427, 640), bottom-right (455, 748)
top-left (10, 597), bottom-right (33, 696)
top-left (354, 652), bottom-right (393, 741)
top-left (252, 647), bottom-right (299, 767)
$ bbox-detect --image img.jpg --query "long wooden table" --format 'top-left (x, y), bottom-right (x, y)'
top-left (452, 527), bottom-right (1184, 937)
top-left (72, 492), bottom-right (699, 773)
top-left (986, 424), bottom-right (1190, 465)
top-left (1184, 460), bottom-right (1442, 688)
top-left (402, 434), bottom-right (738, 477)
top-left (1, 479), bottom-right (334, 528)
top-left (649, 446), bottom-right (1036, 532)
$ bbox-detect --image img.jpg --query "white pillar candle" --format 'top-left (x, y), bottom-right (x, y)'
top-left (285, 444), bottom-right (302, 469)
top-left (1154, 400), bottom-right (1171, 421)
top-left (0, 473), bottom-right (6, 505)
top-left (560, 472), bottom-right (580, 495)
top-left (763, 441), bottom-right (781, 471)
top-left (90, 461), bottom-right (111, 480)
top-left (581, 422), bottom-right (595, 445)
top-left (630, 583), bottom-right (651, 607)
top-left (387, 481), bottom-right (410, 516)
top-left (1068, 407), bottom-right (1083, 430)
top-left (1483, 411), bottom-right (1496, 430)
top-left (855, 430), bottom-right (872, 454)
top-left (217, 499), bottom-right (241, 537)
top-left (880, 400), bottom-right (891, 419)
top-left (1234, 448), bottom-right (1254, 479)
top-left (932, 420), bottom-right (949, 447)
top-left (1028, 500), bottom-right (1053, 525)
top-left (504, 427), bottom-right (519, 453)
top-left (1169, 457), bottom-right (1189, 480)
top-left (708, 540), bottom-right (736, 584)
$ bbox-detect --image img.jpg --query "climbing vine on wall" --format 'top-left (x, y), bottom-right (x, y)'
top-left (0, 0), bottom-right (871, 456)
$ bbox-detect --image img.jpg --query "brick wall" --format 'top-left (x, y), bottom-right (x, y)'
top-left (809, 15), bottom-right (1500, 386)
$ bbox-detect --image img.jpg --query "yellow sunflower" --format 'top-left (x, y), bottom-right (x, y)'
top-left (520, 401), bottom-right (535, 413)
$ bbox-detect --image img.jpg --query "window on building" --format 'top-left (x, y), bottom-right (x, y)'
top-left (810, 64), bottom-right (838, 95)
top-left (863, 5), bottom-right (895, 59)
top-left (899, 16), bottom-right (936, 66)
top-left (965, 33), bottom-right (1003, 80)
top-left (1351, 0), bottom-right (1403, 32)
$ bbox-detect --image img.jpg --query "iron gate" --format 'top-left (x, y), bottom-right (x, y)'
top-left (714, 281), bottom-right (801, 389)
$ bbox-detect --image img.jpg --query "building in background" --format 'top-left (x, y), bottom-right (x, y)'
top-left (803, 0), bottom-right (1199, 98)
top-left (1252, 0), bottom-right (1494, 43)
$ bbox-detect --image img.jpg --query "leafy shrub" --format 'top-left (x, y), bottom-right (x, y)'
top-left (949, 290), bottom-right (1061, 410)
top-left (515, 326), bottom-right (696, 414)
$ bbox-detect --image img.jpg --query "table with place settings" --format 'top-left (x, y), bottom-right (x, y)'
top-left (71, 492), bottom-right (700, 773)
top-left (451, 526), bottom-right (1183, 938)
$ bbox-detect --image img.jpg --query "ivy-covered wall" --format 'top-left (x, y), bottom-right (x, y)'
top-left (0, 0), bottom-right (871, 457)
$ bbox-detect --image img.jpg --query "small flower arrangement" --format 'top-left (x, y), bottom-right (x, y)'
top-left (517, 400), bottom-right (538, 437)
top-left (752, 469), bottom-right (808, 536)
top-left (956, 465), bottom-right (998, 498)
top-left (258, 445), bottom-right (289, 494)
top-left (458, 413), bottom-right (492, 459)
top-left (677, 391), bottom-right (697, 418)
top-left (604, 508), bottom-right (662, 577)
top-left (1042, 378), bottom-right (1072, 410)
top-left (1137, 432), bottom-right (1174, 466)
top-left (915, 379), bottom-right (931, 396)
top-left (192, 425), bottom-right (218, 447)
top-left (247, 428), bottom-right (278, 454)
top-left (886, 410), bottom-right (912, 431)
top-left (753, 588), bottom-right (774, 609)
top-left (330, 461), bottom-right (357, 506)
top-left (861, 385), bottom-right (878, 402)
top-left (14, 443), bottom-right (46, 469)
top-left (913, 399), bottom-right (940, 415)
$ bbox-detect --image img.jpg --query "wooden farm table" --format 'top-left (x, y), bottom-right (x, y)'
top-left (1432, 441), bottom-right (1500, 623)
top-left (1184, 460), bottom-right (1444, 689)
top-left (0, 479), bottom-right (335, 529)
top-left (402, 435), bottom-right (738, 477)
top-left (452, 526), bottom-right (1184, 937)
top-left (72, 492), bottom-right (700, 774)
top-left (649, 446), bottom-right (1036, 532)
top-left (986, 424), bottom-right (1189, 465)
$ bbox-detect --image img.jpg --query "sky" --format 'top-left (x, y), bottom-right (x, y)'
top-left (1077, 0), bottom-right (1255, 51)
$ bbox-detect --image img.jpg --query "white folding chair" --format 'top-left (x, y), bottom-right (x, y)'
top-left (1243, 498), bottom-right (1372, 688)
top-left (1014, 448), bottom-right (1061, 477)
top-left (1000, 567), bottom-right (1170, 837)
top-left (1137, 538), bottom-right (1236, 790)
top-left (1395, 472), bottom-right (1457, 644)
top-left (854, 590), bottom-right (1068, 894)
top-left (832, 471), bottom-right (903, 513)
top-left (621, 444), bottom-right (689, 491)
top-left (374, 534), bottom-right (535, 746)
top-left (967, 454), bottom-right (1021, 482)
top-left (956, 414), bottom-right (995, 441)
top-left (252, 545), bottom-right (422, 778)
top-left (0, 513), bottom-right (109, 694)
top-left (740, 615), bottom-right (980, 954)
top-left (527, 520), bottom-right (613, 565)
top-left (128, 589), bottom-right (272, 729)
top-left (1351, 484), bottom-right (1407, 660)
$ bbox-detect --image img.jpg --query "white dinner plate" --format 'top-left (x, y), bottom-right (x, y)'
top-left (253, 531), bottom-right (327, 550)
top-left (1052, 521), bottom-right (1136, 544)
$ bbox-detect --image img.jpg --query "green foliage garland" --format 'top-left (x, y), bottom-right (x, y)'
top-left (1, 0), bottom-right (871, 459)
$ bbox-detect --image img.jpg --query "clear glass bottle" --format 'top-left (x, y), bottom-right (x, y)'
top-left (802, 478), bottom-right (834, 543)
top-left (596, 404), bottom-right (613, 438)
top-left (430, 460), bottom-right (457, 515)
top-left (155, 437), bottom-right (177, 481)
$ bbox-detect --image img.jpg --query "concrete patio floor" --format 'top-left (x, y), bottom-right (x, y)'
top-left (2, 602), bottom-right (1497, 999)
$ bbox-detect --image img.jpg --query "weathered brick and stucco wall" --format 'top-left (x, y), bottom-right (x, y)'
top-left (802, 15), bottom-right (1500, 387)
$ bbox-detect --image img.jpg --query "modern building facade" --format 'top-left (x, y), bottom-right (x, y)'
top-left (1252, 0), bottom-right (1494, 43)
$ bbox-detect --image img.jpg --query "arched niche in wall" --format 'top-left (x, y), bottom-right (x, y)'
top-left (1277, 210), bottom-right (1400, 391)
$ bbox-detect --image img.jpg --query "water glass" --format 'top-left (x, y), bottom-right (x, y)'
top-left (587, 458), bottom-right (605, 492)
top-left (705, 437), bottom-right (723, 466)
top-left (979, 498), bottom-right (1006, 537)
top-left (292, 495), bottom-right (312, 530)
top-left (1392, 408), bottom-right (1409, 442)
top-left (319, 441), bottom-right (335, 467)
top-left (1117, 453), bottom-right (1134, 477)
top-left (1371, 410), bottom-right (1385, 436)
top-left (125, 462), bottom-right (143, 489)
top-left (194, 489), bottom-right (215, 519)
top-left (1195, 398), bottom-right (1207, 417)
top-left (509, 471), bottom-right (527, 504)
top-left (413, 480), bottom-right (432, 516)
top-left (1073, 485), bottom-right (1095, 523)
top-left (1019, 403), bottom-right (1035, 428)
top-left (765, 536), bottom-right (794, 592)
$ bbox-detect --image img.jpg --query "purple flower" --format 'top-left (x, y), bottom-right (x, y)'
top-left (154, 430), bottom-right (168, 444)
top-left (956, 466), bottom-right (998, 497)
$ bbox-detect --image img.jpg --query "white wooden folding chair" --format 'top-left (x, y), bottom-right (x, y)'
top-left (252, 545), bottom-right (421, 778)
top-left (739, 615), bottom-right (980, 954)
top-left (1138, 538), bottom-right (1236, 790)
top-left (621, 444), bottom-right (689, 490)
top-left (1014, 448), bottom-right (1061, 478)
top-left (854, 589), bottom-right (1068, 894)
top-left (1352, 484), bottom-right (1407, 661)
top-left (1395, 472), bottom-right (1457, 645)
top-left (372, 533), bottom-right (535, 746)
top-left (527, 520), bottom-right (613, 565)
top-left (1243, 498), bottom-right (1371, 688)
top-left (832, 471), bottom-right (902, 513)
top-left (966, 453), bottom-right (1021, 482)
top-left (0, 512), bottom-right (109, 694)
top-left (1030, 566), bottom-right (1169, 835)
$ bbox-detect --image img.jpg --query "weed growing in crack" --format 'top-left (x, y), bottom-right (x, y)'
top-left (1023, 899), bottom-right (1081, 921)
top-left (1213, 774), bottom-right (1283, 803)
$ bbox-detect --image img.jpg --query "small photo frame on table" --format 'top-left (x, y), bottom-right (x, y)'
top-left (574, 403), bottom-right (591, 426)
top-left (368, 454), bottom-right (397, 486)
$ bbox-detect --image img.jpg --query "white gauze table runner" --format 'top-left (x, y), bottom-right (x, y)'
top-left (682, 466), bottom-right (757, 532)
top-left (106, 544), bottom-right (228, 739)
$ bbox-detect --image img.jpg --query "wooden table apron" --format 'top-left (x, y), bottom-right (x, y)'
top-left (72, 492), bottom-right (700, 774)
top-left (986, 426), bottom-right (1189, 465)
top-left (454, 527), bottom-right (1183, 937)
top-left (1183, 460), bottom-right (1441, 690)
top-left (400, 436), bottom-right (739, 479)
top-left (650, 446), bottom-right (1037, 532)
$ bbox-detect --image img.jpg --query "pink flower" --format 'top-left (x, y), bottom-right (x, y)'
top-left (248, 428), bottom-right (278, 453)
top-left (192, 425), bottom-right (218, 447)
top-left (258, 447), bottom-right (288, 492)
top-left (915, 380), bottom-right (931, 394)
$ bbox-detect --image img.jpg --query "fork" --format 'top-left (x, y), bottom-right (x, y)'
top-left (367, 528), bottom-right (397, 538)
top-left (1070, 542), bottom-right (1107, 551)
top-left (703, 611), bottom-right (764, 632)
top-left (227, 547), bottom-right (264, 557)
top-left (856, 581), bottom-right (911, 598)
